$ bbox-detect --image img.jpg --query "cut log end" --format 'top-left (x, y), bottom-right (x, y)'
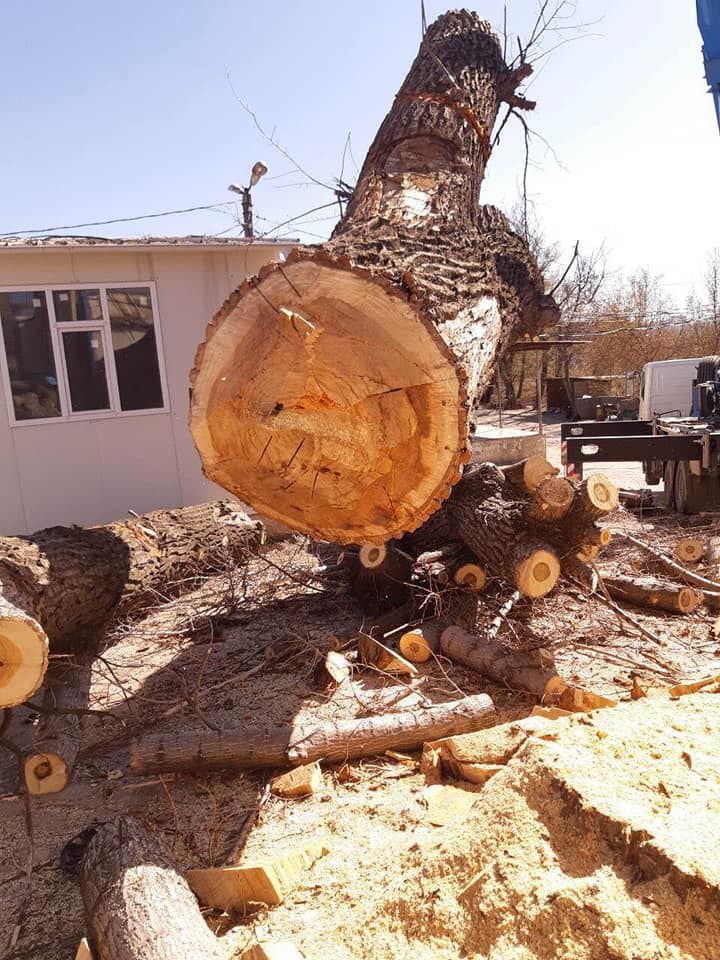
top-left (359, 543), bottom-right (388, 570)
top-left (515, 548), bottom-right (560, 598)
top-left (453, 562), bottom-right (488, 592)
top-left (530, 476), bottom-right (574, 521)
top-left (23, 751), bottom-right (69, 795)
top-left (584, 473), bottom-right (619, 514)
top-left (503, 455), bottom-right (557, 492)
top-left (675, 537), bottom-right (704, 565)
top-left (0, 607), bottom-right (49, 708)
top-left (189, 257), bottom-right (469, 544)
top-left (398, 622), bottom-right (442, 663)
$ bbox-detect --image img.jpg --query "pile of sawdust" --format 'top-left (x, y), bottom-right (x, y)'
top-left (254, 693), bottom-right (720, 959)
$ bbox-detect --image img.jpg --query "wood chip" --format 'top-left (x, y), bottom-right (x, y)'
top-left (422, 784), bottom-right (479, 826)
top-left (271, 762), bottom-right (323, 799)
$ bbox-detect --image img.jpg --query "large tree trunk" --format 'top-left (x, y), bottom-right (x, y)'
top-left (189, 11), bottom-right (558, 545)
top-left (79, 816), bottom-right (221, 960)
top-left (129, 693), bottom-right (495, 775)
top-left (0, 502), bottom-right (261, 707)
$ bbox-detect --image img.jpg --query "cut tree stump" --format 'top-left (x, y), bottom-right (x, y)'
top-left (187, 840), bottom-right (329, 910)
top-left (79, 816), bottom-right (221, 960)
top-left (0, 501), bottom-right (261, 707)
top-left (129, 693), bottom-right (495, 775)
top-left (189, 11), bottom-right (557, 544)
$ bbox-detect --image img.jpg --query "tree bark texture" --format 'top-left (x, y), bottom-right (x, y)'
top-left (79, 816), bottom-right (220, 960)
top-left (129, 693), bottom-right (495, 776)
top-left (189, 11), bottom-right (558, 545)
top-left (0, 501), bottom-right (261, 708)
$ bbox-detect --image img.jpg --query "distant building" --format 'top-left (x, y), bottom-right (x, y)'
top-left (0, 235), bottom-right (293, 534)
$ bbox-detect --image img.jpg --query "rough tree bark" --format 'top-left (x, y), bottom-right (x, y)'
top-left (189, 11), bottom-right (558, 545)
top-left (129, 693), bottom-right (495, 775)
top-left (0, 502), bottom-right (261, 708)
top-left (79, 816), bottom-right (221, 960)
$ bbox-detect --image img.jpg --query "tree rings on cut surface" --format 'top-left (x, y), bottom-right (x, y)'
top-left (0, 600), bottom-right (48, 708)
top-left (189, 255), bottom-right (469, 544)
top-left (454, 563), bottom-right (487, 592)
top-left (24, 752), bottom-right (69, 795)
top-left (359, 543), bottom-right (388, 570)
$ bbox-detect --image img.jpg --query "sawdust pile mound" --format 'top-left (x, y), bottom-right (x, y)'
top-left (273, 694), bottom-right (720, 959)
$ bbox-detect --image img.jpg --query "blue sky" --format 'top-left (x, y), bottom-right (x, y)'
top-left (1, 1), bottom-right (718, 297)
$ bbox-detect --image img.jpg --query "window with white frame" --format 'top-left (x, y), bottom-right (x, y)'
top-left (0, 283), bottom-right (167, 423)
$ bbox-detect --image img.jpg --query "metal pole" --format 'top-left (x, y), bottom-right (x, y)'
top-left (241, 188), bottom-right (253, 238)
top-left (536, 352), bottom-right (543, 435)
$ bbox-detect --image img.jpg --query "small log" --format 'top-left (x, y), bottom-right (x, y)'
top-left (674, 537), bottom-right (704, 564)
top-left (576, 472), bottom-right (619, 522)
top-left (24, 652), bottom-right (94, 795)
top-left (270, 762), bottom-right (323, 799)
top-left (129, 693), bottom-right (496, 776)
top-left (602, 576), bottom-right (702, 615)
top-left (398, 622), bottom-right (444, 663)
top-left (187, 840), bottom-right (329, 910)
top-left (79, 816), bottom-right (220, 960)
top-left (440, 626), bottom-right (616, 711)
top-left (453, 563), bottom-right (487, 592)
top-left (0, 596), bottom-right (49, 708)
top-left (526, 476), bottom-right (574, 522)
top-left (501, 455), bottom-right (557, 492)
top-left (511, 538), bottom-right (561, 598)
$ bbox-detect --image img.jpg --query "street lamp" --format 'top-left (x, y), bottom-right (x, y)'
top-left (228, 161), bottom-right (268, 238)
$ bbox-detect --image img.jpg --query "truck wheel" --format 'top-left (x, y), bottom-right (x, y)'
top-left (696, 356), bottom-right (720, 417)
top-left (643, 459), bottom-right (662, 485)
top-left (663, 461), bottom-right (676, 509)
top-left (674, 461), bottom-right (706, 514)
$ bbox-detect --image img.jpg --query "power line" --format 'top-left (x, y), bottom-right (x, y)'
top-left (0, 201), bottom-right (235, 238)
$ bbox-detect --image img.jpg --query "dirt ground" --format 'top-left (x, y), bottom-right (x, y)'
top-left (2, 496), bottom-right (720, 959)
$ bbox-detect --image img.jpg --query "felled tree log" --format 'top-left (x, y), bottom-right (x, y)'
top-left (602, 576), bottom-right (702, 615)
top-left (129, 693), bottom-right (495, 775)
top-left (189, 11), bottom-right (557, 545)
top-left (79, 816), bottom-right (221, 960)
top-left (440, 625), bottom-right (616, 711)
top-left (0, 502), bottom-right (261, 708)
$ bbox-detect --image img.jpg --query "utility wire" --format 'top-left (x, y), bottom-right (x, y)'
top-left (0, 202), bottom-right (235, 238)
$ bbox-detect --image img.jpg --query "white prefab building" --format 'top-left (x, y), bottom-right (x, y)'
top-left (0, 236), bottom-right (293, 535)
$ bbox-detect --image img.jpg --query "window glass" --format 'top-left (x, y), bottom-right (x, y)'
top-left (61, 330), bottom-right (110, 412)
top-left (107, 287), bottom-right (164, 411)
top-left (53, 289), bottom-right (102, 324)
top-left (0, 291), bottom-right (61, 420)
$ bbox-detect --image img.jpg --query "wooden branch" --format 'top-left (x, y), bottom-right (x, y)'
top-left (398, 622), bottom-right (444, 663)
top-left (129, 693), bottom-right (496, 776)
top-left (79, 816), bottom-right (221, 960)
top-left (501, 455), bottom-right (556, 492)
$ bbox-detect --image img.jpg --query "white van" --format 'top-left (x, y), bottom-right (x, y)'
top-left (638, 358), bottom-right (700, 420)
